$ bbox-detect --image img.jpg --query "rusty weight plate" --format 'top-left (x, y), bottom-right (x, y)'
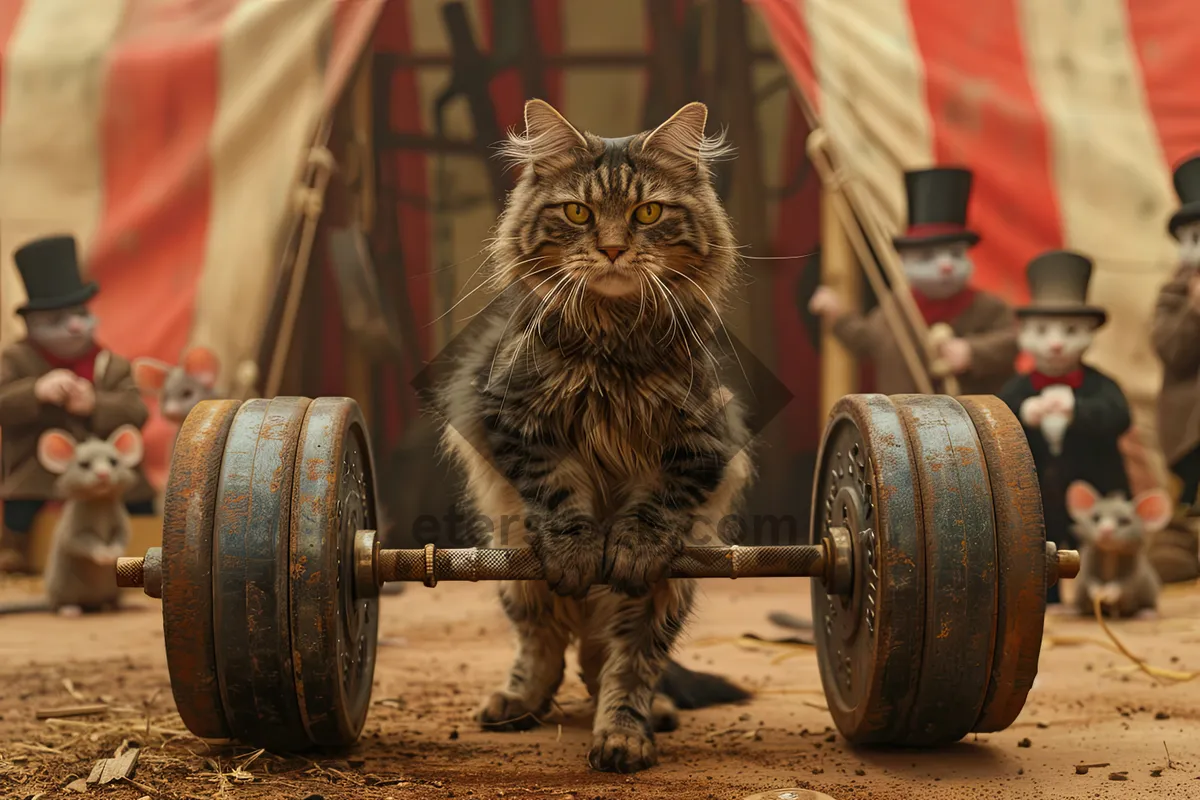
top-left (161, 399), bottom-right (241, 741)
top-left (213, 397), bottom-right (313, 751)
top-left (893, 395), bottom-right (998, 746)
top-left (958, 395), bottom-right (1047, 733)
top-left (809, 394), bottom-right (923, 744)
top-left (290, 397), bottom-right (380, 747)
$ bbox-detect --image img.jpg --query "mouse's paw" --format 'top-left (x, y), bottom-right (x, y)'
top-left (57, 605), bottom-right (83, 618)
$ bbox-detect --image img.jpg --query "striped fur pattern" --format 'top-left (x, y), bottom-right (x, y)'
top-left (435, 100), bottom-right (754, 773)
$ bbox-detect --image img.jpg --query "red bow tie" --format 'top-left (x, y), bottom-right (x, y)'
top-left (1029, 369), bottom-right (1084, 391)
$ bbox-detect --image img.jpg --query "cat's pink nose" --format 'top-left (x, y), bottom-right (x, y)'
top-left (600, 246), bottom-right (626, 262)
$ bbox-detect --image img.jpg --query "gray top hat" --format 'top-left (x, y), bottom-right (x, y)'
top-left (1015, 249), bottom-right (1107, 325)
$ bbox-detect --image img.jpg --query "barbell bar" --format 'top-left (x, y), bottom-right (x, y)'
top-left (112, 392), bottom-right (1077, 755)
top-left (117, 537), bottom-right (1079, 598)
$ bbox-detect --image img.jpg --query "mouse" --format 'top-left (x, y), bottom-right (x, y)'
top-left (132, 345), bottom-right (220, 426)
top-left (132, 346), bottom-right (220, 514)
top-left (1066, 479), bottom-right (1171, 619)
top-left (1, 426), bottom-right (145, 617)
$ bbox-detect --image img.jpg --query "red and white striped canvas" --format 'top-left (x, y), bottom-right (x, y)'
top-left (0, 0), bottom-right (384, 486)
top-left (752, 0), bottom-right (1200, 486)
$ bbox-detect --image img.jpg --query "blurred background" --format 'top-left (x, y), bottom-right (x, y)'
top-left (0, 0), bottom-right (1192, 559)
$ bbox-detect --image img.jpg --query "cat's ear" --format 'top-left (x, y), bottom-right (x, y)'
top-left (513, 99), bottom-right (587, 175)
top-left (132, 357), bottom-right (171, 395)
top-left (107, 424), bottom-right (144, 469)
top-left (181, 345), bottom-right (220, 389)
top-left (1066, 480), bottom-right (1100, 522)
top-left (1132, 488), bottom-right (1174, 534)
top-left (643, 102), bottom-right (727, 171)
top-left (37, 429), bottom-right (77, 475)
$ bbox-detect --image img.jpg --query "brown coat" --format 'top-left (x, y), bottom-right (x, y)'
top-left (0, 341), bottom-right (153, 502)
top-left (832, 289), bottom-right (1019, 396)
top-left (1151, 265), bottom-right (1200, 467)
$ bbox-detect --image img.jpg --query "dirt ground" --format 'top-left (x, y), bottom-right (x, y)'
top-left (1, 575), bottom-right (1199, 800)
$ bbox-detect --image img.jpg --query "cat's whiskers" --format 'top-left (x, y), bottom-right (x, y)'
top-left (430, 254), bottom-right (550, 328)
top-left (418, 240), bottom-right (493, 278)
top-left (654, 274), bottom-right (723, 408)
top-left (528, 272), bottom-right (576, 357)
top-left (565, 267), bottom-right (598, 346)
top-left (709, 242), bottom-right (817, 261)
top-left (632, 272), bottom-right (648, 332)
top-left (501, 274), bottom-right (574, 414)
top-left (670, 264), bottom-right (754, 400)
top-left (657, 284), bottom-right (698, 406)
top-left (486, 267), bottom-right (569, 391)
top-left (455, 261), bottom-right (565, 325)
top-left (646, 272), bottom-right (682, 348)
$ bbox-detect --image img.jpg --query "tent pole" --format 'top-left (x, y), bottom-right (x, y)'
top-left (818, 180), bottom-right (858, 420)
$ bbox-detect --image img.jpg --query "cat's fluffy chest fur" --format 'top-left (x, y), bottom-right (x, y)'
top-left (464, 303), bottom-right (724, 512)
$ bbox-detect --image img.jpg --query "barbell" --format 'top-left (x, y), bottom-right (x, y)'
top-left (116, 393), bottom-right (1076, 753)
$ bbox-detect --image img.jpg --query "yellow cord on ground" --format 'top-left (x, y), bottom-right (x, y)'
top-left (1092, 594), bottom-right (1199, 683)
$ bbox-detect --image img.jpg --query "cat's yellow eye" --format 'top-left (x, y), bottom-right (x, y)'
top-left (563, 203), bottom-right (592, 224)
top-left (634, 202), bottom-right (663, 225)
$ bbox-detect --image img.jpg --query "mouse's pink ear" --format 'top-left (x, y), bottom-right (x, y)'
top-left (1066, 480), bottom-right (1100, 521)
top-left (37, 430), bottom-right (77, 475)
top-left (107, 425), bottom-right (144, 468)
top-left (132, 358), bottom-right (171, 394)
top-left (180, 346), bottom-right (220, 389)
top-left (1132, 488), bottom-right (1174, 534)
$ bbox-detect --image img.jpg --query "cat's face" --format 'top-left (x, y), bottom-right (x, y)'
top-left (24, 304), bottom-right (97, 359)
top-left (1177, 220), bottom-right (1200, 267)
top-left (491, 100), bottom-right (736, 329)
top-left (1017, 314), bottom-right (1097, 375)
top-left (898, 242), bottom-right (973, 299)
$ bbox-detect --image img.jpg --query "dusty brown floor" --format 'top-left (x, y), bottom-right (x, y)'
top-left (1, 575), bottom-right (1199, 800)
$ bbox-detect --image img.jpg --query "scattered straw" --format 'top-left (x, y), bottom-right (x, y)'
top-left (689, 634), bottom-right (814, 665)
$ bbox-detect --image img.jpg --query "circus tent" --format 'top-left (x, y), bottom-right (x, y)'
top-left (752, 0), bottom-right (1200, 489)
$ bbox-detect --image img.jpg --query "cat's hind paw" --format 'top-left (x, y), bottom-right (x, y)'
top-left (588, 728), bottom-right (658, 773)
top-left (477, 691), bottom-right (544, 732)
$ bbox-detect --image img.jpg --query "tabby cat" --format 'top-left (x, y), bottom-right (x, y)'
top-left (435, 99), bottom-right (754, 773)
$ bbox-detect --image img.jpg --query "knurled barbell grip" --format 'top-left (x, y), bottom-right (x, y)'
top-left (374, 544), bottom-right (829, 584)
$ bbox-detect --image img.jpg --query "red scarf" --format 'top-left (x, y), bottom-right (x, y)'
top-left (32, 342), bottom-right (102, 383)
top-left (912, 287), bottom-right (978, 326)
top-left (1029, 369), bottom-right (1084, 391)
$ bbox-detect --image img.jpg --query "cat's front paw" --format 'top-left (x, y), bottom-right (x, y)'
top-left (588, 728), bottom-right (658, 773)
top-left (477, 690), bottom-right (543, 732)
top-left (530, 512), bottom-right (603, 598)
top-left (603, 515), bottom-right (683, 597)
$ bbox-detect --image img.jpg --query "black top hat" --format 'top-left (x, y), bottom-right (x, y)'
top-left (1169, 154), bottom-right (1200, 239)
top-left (1016, 249), bottom-right (1106, 324)
top-left (892, 167), bottom-right (981, 250)
top-left (12, 235), bottom-right (98, 315)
